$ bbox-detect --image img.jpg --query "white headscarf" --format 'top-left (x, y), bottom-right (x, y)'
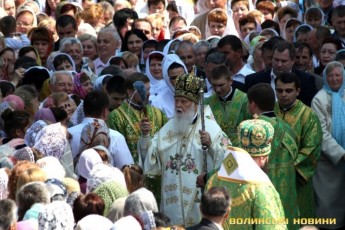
top-left (77, 149), bottom-right (103, 178)
top-left (293, 24), bottom-right (313, 43)
top-left (205, 8), bottom-right (238, 39)
top-left (111, 216), bottom-right (142, 230)
top-left (163, 39), bottom-right (179, 55)
top-left (93, 74), bottom-right (112, 92)
top-left (162, 54), bottom-right (188, 93)
top-left (282, 18), bottom-right (302, 41)
top-left (304, 6), bottom-right (325, 26)
top-left (51, 52), bottom-right (76, 72)
top-left (75, 215), bottom-right (113, 230)
top-left (145, 51), bottom-right (169, 100)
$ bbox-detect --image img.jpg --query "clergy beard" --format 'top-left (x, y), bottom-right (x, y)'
top-left (175, 105), bottom-right (196, 135)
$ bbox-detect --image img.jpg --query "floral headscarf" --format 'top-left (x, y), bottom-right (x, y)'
top-left (94, 181), bottom-right (128, 216)
top-left (13, 147), bottom-right (35, 162)
top-left (38, 201), bottom-right (74, 230)
top-left (33, 123), bottom-right (68, 159)
top-left (0, 168), bottom-right (8, 199)
top-left (86, 164), bottom-right (127, 193)
top-left (75, 119), bottom-right (110, 166)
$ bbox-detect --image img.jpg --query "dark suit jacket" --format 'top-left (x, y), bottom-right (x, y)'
top-left (54, 39), bottom-right (60, 51)
top-left (244, 69), bottom-right (318, 107)
top-left (187, 218), bottom-right (220, 230)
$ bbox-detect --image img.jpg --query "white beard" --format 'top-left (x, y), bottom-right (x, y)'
top-left (174, 104), bottom-right (196, 135)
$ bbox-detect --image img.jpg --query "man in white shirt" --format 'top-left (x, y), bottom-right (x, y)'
top-left (68, 90), bottom-right (133, 169)
top-left (217, 35), bottom-right (254, 84)
top-left (93, 28), bottom-right (120, 75)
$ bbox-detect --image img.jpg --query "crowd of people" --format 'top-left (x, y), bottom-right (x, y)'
top-left (0, 0), bottom-right (344, 229)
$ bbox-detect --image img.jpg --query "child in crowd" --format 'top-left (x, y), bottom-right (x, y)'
top-left (0, 16), bottom-right (30, 51)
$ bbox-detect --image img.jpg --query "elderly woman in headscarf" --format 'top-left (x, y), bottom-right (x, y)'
top-left (33, 122), bottom-right (74, 177)
top-left (76, 148), bottom-right (103, 193)
top-left (311, 61), bottom-right (345, 230)
top-left (94, 180), bottom-right (128, 216)
top-left (73, 119), bottom-right (110, 167)
top-left (38, 201), bottom-right (74, 230)
top-left (75, 215), bottom-right (113, 230)
top-left (86, 163), bottom-right (127, 193)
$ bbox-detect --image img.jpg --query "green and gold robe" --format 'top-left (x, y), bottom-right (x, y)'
top-left (275, 100), bottom-right (322, 218)
top-left (204, 89), bottom-right (251, 147)
top-left (206, 147), bottom-right (287, 230)
top-left (107, 101), bottom-right (167, 204)
top-left (260, 115), bottom-right (300, 230)
top-left (108, 101), bottom-right (168, 163)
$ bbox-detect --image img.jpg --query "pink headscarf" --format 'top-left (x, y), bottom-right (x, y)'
top-left (3, 95), bottom-right (25, 110)
top-left (34, 108), bottom-right (56, 123)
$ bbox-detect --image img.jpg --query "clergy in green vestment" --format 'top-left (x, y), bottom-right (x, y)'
top-left (274, 73), bottom-right (322, 218)
top-left (247, 83), bottom-right (300, 230)
top-left (206, 119), bottom-right (287, 230)
top-left (204, 65), bottom-right (251, 147)
top-left (107, 73), bottom-right (168, 204)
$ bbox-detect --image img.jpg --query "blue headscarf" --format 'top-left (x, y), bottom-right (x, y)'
top-left (322, 61), bottom-right (345, 148)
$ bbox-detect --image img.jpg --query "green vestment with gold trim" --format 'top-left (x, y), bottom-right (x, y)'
top-left (107, 101), bottom-right (168, 204)
top-left (259, 115), bottom-right (300, 230)
top-left (204, 89), bottom-right (251, 147)
top-left (108, 101), bottom-right (168, 163)
top-left (206, 147), bottom-right (287, 230)
top-left (275, 100), bottom-right (322, 218)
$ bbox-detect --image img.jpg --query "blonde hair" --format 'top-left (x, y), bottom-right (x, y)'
top-left (325, 61), bottom-right (344, 76)
top-left (16, 168), bottom-right (47, 193)
top-left (51, 92), bottom-right (69, 107)
top-left (179, 32), bottom-right (200, 44)
top-left (81, 4), bottom-right (104, 26)
top-left (38, 17), bottom-right (56, 29)
top-left (62, 177), bottom-right (80, 194)
top-left (247, 10), bottom-right (264, 24)
top-left (122, 51), bottom-right (139, 67)
top-left (146, 13), bottom-right (164, 26)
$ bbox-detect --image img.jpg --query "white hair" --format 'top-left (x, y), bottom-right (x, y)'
top-left (59, 37), bottom-right (83, 53)
top-left (98, 27), bottom-right (121, 45)
top-left (50, 70), bottom-right (74, 86)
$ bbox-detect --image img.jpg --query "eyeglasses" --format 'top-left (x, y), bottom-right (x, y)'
top-left (16, 21), bottom-right (32, 27)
